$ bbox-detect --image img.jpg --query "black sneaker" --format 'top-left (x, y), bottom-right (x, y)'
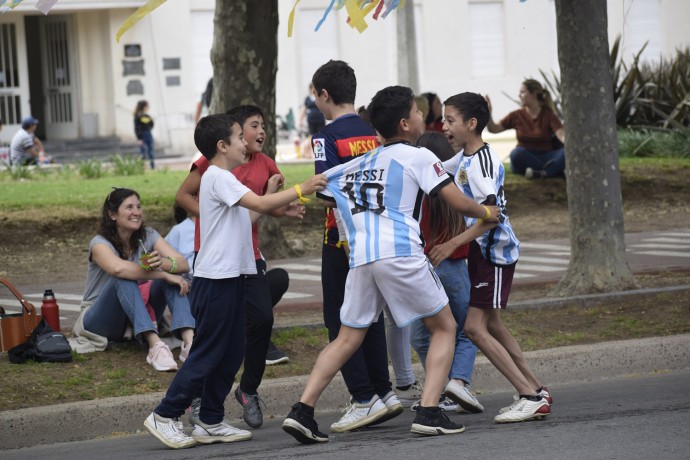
top-left (282, 403), bottom-right (329, 444)
top-left (265, 342), bottom-right (289, 366)
top-left (235, 386), bottom-right (265, 428)
top-left (410, 406), bottom-right (465, 436)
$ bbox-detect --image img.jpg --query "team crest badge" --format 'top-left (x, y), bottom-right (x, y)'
top-left (433, 161), bottom-right (446, 177)
top-left (458, 167), bottom-right (469, 185)
top-left (313, 138), bottom-right (325, 161)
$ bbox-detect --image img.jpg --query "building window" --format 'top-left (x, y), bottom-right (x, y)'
top-left (469, 1), bottom-right (505, 78)
top-left (0, 23), bottom-right (22, 124)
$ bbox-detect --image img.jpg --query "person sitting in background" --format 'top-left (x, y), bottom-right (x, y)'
top-left (165, 204), bottom-right (196, 281)
top-left (10, 116), bottom-right (44, 166)
top-left (422, 92), bottom-right (444, 133)
top-left (71, 187), bottom-right (195, 372)
top-left (485, 79), bottom-right (565, 179)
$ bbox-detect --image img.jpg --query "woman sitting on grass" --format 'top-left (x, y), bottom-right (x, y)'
top-left (70, 187), bottom-right (194, 372)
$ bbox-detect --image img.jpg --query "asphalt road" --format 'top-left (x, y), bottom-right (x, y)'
top-left (4, 369), bottom-right (689, 459)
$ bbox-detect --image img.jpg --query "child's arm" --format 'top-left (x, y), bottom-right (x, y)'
top-left (438, 182), bottom-right (500, 222)
top-left (176, 168), bottom-right (201, 217)
top-left (240, 174), bottom-right (327, 214)
top-left (427, 220), bottom-right (496, 266)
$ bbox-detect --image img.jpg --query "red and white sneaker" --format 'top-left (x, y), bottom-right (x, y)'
top-left (494, 396), bottom-right (551, 423)
top-left (538, 386), bottom-right (553, 405)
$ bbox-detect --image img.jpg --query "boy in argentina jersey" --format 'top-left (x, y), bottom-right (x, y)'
top-left (442, 92), bottom-right (553, 425)
top-left (282, 86), bottom-right (499, 444)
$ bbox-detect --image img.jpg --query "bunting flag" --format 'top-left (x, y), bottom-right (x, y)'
top-left (116, 0), bottom-right (168, 43)
top-left (293, 0), bottom-right (403, 36)
top-left (36, 0), bottom-right (59, 15)
top-left (1, 0), bottom-right (26, 13)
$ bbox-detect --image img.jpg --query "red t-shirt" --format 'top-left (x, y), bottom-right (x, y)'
top-left (499, 108), bottom-right (563, 151)
top-left (193, 153), bottom-right (281, 260)
top-left (419, 197), bottom-right (468, 260)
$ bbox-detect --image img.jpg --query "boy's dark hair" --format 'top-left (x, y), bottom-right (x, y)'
top-left (226, 105), bottom-right (264, 127)
top-left (173, 204), bottom-right (188, 224)
top-left (312, 60), bottom-right (356, 106)
top-left (443, 92), bottom-right (489, 134)
top-left (194, 113), bottom-right (238, 160)
top-left (368, 86), bottom-right (414, 139)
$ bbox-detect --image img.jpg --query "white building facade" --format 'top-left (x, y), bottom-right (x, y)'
top-left (1, 0), bottom-right (687, 154)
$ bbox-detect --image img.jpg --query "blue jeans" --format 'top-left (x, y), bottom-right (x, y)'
top-left (510, 146), bottom-right (565, 177)
top-left (410, 258), bottom-right (477, 384)
top-left (139, 131), bottom-right (155, 169)
top-left (83, 277), bottom-right (194, 341)
top-left (156, 277), bottom-right (246, 423)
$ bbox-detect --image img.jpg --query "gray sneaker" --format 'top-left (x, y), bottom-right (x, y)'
top-left (188, 397), bottom-right (201, 426)
top-left (235, 386), bottom-right (265, 428)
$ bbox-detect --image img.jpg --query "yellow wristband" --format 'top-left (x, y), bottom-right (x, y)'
top-left (166, 256), bottom-right (177, 274)
top-left (294, 184), bottom-right (311, 204)
top-left (482, 205), bottom-right (491, 220)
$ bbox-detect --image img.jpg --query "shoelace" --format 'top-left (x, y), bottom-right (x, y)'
top-left (246, 394), bottom-right (267, 413)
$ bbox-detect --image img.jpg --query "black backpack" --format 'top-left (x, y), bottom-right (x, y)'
top-left (8, 319), bottom-right (72, 364)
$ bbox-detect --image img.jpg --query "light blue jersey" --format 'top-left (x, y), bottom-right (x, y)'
top-left (322, 141), bottom-right (452, 268)
top-left (443, 143), bottom-right (520, 266)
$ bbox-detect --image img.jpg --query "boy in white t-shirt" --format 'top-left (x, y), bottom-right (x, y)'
top-left (282, 86), bottom-right (499, 444)
top-left (145, 114), bottom-right (326, 449)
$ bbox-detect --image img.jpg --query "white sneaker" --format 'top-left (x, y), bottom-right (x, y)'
top-left (330, 395), bottom-right (389, 432)
top-left (494, 396), bottom-right (551, 423)
top-left (144, 412), bottom-right (196, 449)
top-left (179, 341), bottom-right (192, 362)
top-left (498, 394), bottom-right (520, 414)
top-left (395, 381), bottom-right (424, 407)
top-left (147, 341), bottom-right (178, 372)
top-left (369, 391), bottom-right (403, 426)
top-left (192, 420), bottom-right (252, 444)
top-left (443, 380), bottom-right (484, 413)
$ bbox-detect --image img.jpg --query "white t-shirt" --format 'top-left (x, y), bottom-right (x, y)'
top-left (10, 129), bottom-right (35, 164)
top-left (194, 165), bottom-right (256, 279)
top-left (443, 143), bottom-right (520, 266)
top-left (321, 141), bottom-right (452, 268)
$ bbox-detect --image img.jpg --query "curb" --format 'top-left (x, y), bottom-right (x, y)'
top-left (1, 333), bottom-right (688, 450)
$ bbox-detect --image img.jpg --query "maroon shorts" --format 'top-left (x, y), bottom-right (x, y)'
top-left (467, 241), bottom-right (516, 309)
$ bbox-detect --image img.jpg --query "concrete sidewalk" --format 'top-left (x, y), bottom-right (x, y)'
top-left (2, 333), bottom-right (689, 450)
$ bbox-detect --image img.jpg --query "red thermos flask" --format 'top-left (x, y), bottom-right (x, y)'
top-left (41, 289), bottom-right (61, 332)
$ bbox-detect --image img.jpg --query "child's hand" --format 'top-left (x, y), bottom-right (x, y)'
top-left (485, 205), bottom-right (501, 223)
top-left (266, 174), bottom-right (284, 194)
top-left (299, 174), bottom-right (328, 195)
top-left (284, 203), bottom-right (306, 219)
top-left (428, 241), bottom-right (457, 267)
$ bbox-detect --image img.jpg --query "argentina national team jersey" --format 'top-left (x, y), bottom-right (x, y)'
top-left (443, 143), bottom-right (520, 266)
top-left (321, 141), bottom-right (452, 268)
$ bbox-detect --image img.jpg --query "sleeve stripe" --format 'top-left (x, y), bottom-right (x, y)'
top-left (478, 147), bottom-right (494, 179)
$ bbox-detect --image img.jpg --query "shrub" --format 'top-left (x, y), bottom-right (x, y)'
top-left (540, 36), bottom-right (690, 130)
top-left (77, 159), bottom-right (105, 179)
top-left (112, 154), bottom-right (145, 176)
top-left (618, 128), bottom-right (690, 158)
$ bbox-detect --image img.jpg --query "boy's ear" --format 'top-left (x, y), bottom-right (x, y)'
top-left (399, 117), bottom-right (410, 133)
top-left (467, 117), bottom-right (478, 131)
top-left (320, 88), bottom-right (331, 102)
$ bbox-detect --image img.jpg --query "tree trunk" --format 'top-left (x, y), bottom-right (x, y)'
top-left (211, 1), bottom-right (278, 154)
top-left (552, 0), bottom-right (637, 295)
top-left (211, 1), bottom-right (300, 259)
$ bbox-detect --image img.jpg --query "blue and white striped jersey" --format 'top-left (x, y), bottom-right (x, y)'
top-left (443, 143), bottom-right (520, 266)
top-left (322, 141), bottom-right (452, 268)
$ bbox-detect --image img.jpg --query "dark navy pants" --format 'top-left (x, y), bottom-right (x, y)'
top-left (155, 276), bottom-right (245, 424)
